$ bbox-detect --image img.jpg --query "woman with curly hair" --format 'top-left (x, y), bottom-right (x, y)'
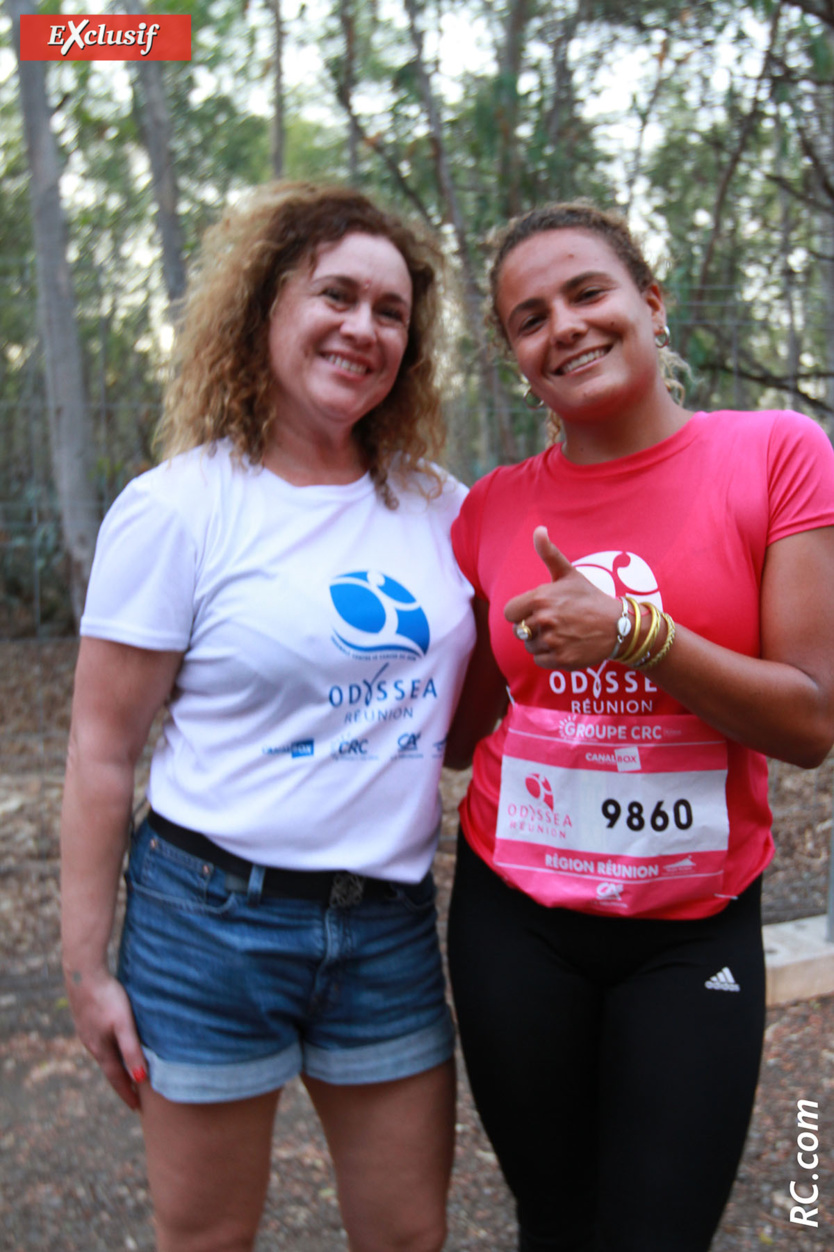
top-left (61, 182), bottom-right (475, 1252)
top-left (445, 201), bottom-right (834, 1251)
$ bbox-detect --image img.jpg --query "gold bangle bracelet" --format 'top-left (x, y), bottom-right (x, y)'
top-left (630, 603), bottom-right (662, 667)
top-left (640, 614), bottom-right (677, 671)
top-left (617, 597), bottom-right (648, 664)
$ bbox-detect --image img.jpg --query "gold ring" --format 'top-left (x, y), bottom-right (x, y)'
top-left (514, 620), bottom-right (533, 642)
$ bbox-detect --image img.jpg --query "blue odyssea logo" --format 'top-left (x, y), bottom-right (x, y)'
top-left (330, 571), bottom-right (430, 658)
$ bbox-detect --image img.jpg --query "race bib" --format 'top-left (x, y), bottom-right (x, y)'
top-left (495, 703), bottom-right (730, 914)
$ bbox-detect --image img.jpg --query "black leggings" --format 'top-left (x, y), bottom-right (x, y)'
top-left (448, 834), bottom-right (766, 1252)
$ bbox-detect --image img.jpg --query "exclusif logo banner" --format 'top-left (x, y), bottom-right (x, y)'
top-left (19, 14), bottom-right (191, 61)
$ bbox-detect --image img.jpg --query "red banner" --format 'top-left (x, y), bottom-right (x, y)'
top-left (19, 14), bottom-right (191, 61)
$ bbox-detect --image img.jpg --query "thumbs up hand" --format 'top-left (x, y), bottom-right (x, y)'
top-left (504, 526), bottom-right (622, 670)
top-left (530, 525), bottom-right (575, 582)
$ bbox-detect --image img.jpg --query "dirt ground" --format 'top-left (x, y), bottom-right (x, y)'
top-left (1, 640), bottom-right (832, 1250)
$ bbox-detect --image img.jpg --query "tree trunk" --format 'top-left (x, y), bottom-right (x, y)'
top-left (403, 0), bottom-right (518, 467)
top-left (270, 0), bottom-right (285, 178)
top-left (679, 4), bottom-right (781, 359)
top-left (545, 9), bottom-right (582, 190)
top-left (822, 28), bottom-right (834, 424)
top-left (777, 131), bottom-right (802, 410)
top-left (496, 0), bottom-right (533, 218)
top-left (338, 0), bottom-right (360, 181)
top-left (7, 0), bottom-right (100, 627)
top-left (134, 59), bottom-right (187, 308)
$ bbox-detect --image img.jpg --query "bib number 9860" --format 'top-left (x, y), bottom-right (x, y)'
top-left (601, 798), bottom-right (694, 832)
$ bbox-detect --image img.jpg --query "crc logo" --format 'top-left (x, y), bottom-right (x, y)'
top-left (525, 772), bottom-right (554, 811)
top-left (338, 738), bottom-right (369, 756)
top-left (397, 732), bottom-right (421, 752)
top-left (330, 571), bottom-right (430, 658)
top-left (573, 551), bottom-right (662, 610)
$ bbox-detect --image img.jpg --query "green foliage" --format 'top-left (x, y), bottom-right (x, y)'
top-left (640, 3), bottom-right (834, 418)
top-left (3, 0), bottom-right (834, 631)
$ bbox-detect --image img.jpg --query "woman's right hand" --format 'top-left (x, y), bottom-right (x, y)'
top-left (65, 963), bottom-right (147, 1109)
top-left (61, 640), bottom-right (184, 1110)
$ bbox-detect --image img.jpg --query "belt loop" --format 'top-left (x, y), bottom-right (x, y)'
top-left (247, 864), bottom-right (266, 906)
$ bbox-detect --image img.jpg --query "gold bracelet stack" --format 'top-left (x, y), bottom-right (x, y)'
top-left (616, 597), bottom-right (649, 665)
top-left (631, 604), bottom-right (662, 667)
top-left (612, 599), bottom-right (677, 670)
top-left (640, 614), bottom-right (676, 671)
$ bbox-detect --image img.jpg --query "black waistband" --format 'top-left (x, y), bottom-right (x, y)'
top-left (145, 809), bottom-right (409, 907)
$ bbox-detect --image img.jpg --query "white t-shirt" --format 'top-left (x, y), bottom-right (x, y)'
top-left (81, 441), bottom-right (475, 879)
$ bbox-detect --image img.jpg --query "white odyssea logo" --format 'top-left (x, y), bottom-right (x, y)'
top-left (573, 551), bottom-right (663, 610)
top-left (330, 570), bottom-right (430, 658)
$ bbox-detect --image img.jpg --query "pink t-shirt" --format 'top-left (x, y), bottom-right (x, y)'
top-left (452, 410), bottom-right (834, 919)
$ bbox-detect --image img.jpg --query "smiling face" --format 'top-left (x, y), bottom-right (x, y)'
top-left (267, 231), bottom-right (413, 446)
top-left (496, 228), bottom-right (673, 456)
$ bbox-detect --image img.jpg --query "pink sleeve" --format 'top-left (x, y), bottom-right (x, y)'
top-left (767, 411), bottom-right (834, 544)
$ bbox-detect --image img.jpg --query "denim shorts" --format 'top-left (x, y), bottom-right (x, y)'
top-left (117, 819), bottom-right (455, 1103)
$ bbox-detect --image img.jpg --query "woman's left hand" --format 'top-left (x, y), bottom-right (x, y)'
top-left (506, 523), bottom-right (834, 768)
top-left (504, 526), bottom-right (620, 670)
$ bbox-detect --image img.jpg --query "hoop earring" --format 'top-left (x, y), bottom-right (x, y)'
top-left (523, 388), bottom-right (545, 410)
top-left (655, 325), bottom-right (671, 349)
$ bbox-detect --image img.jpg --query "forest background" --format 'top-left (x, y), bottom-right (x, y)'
top-left (2, 0), bottom-right (834, 637)
top-left (2, 9), bottom-right (834, 1247)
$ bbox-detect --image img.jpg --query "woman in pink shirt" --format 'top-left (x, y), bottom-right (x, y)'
top-left (446, 201), bottom-right (834, 1251)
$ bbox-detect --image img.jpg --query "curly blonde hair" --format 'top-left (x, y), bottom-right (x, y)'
top-left (157, 182), bottom-right (447, 504)
top-left (486, 201), bottom-right (688, 439)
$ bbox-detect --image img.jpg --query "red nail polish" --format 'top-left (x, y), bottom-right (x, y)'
top-left (132, 1066), bottom-right (147, 1084)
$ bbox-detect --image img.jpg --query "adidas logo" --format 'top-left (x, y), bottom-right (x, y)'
top-left (705, 966), bottom-right (740, 992)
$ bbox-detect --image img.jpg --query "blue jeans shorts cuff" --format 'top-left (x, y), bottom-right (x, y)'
top-left (304, 1013), bottom-right (456, 1086)
top-left (142, 1014), bottom-right (454, 1102)
top-left (143, 1042), bottom-right (303, 1104)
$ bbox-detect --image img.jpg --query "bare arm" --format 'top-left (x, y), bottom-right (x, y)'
top-left (652, 528), bottom-right (834, 766)
top-left (61, 638), bottom-right (184, 1107)
top-left (444, 598), bottom-right (508, 770)
top-left (504, 526), bottom-right (834, 769)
